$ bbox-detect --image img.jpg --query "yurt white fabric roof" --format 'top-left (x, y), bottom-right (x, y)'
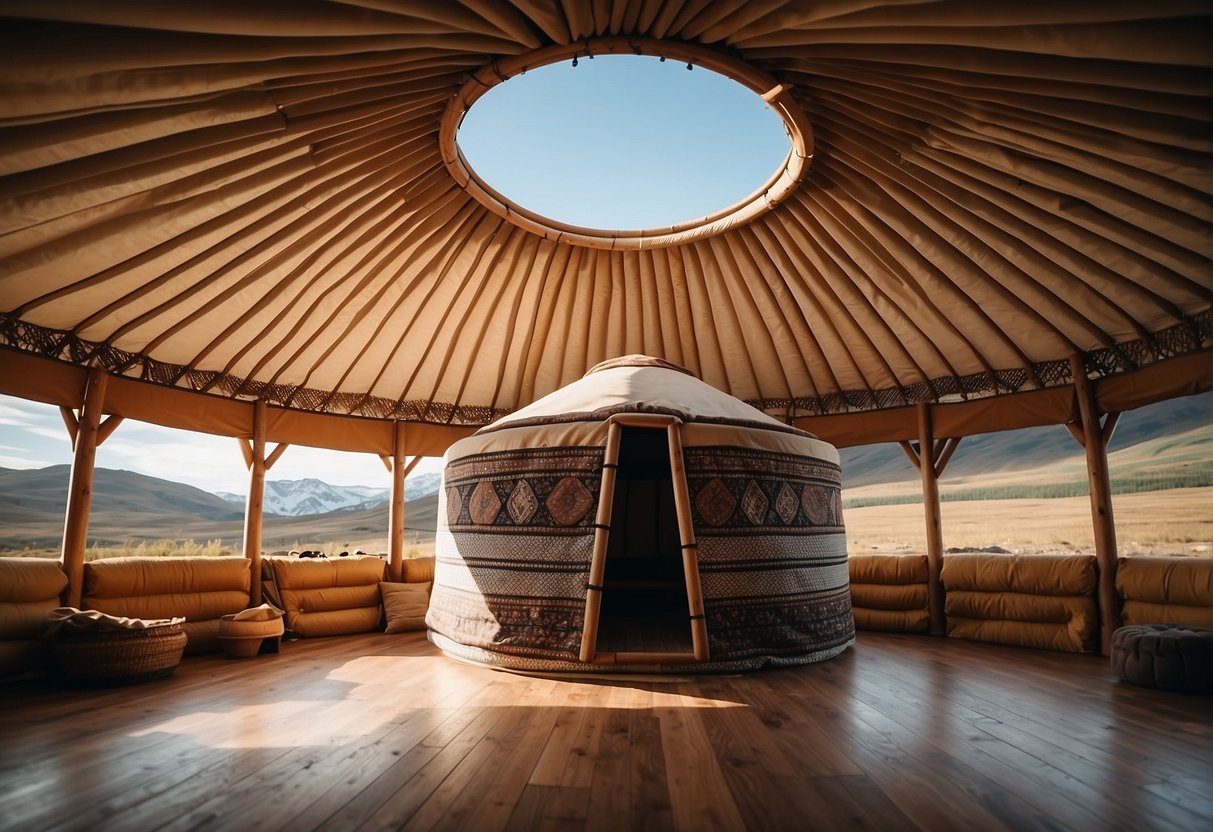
top-left (483, 355), bottom-right (805, 433)
top-left (0, 1), bottom-right (1209, 453)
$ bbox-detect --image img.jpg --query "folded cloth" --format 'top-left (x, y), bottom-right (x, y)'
top-left (47, 607), bottom-right (186, 633)
top-left (229, 603), bottom-right (285, 621)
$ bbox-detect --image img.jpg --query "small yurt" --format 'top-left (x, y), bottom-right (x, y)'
top-left (427, 355), bottom-right (854, 672)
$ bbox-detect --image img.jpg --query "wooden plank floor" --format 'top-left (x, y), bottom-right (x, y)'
top-left (1, 631), bottom-right (1209, 832)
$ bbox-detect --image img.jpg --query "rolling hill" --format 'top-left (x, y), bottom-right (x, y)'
top-left (838, 392), bottom-right (1211, 487)
top-left (0, 465), bottom-right (244, 527)
top-left (0, 466), bottom-right (439, 552)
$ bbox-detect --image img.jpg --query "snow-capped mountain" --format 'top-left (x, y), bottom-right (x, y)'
top-left (403, 471), bottom-right (444, 502)
top-left (214, 472), bottom-right (443, 517)
top-left (215, 479), bottom-right (386, 516)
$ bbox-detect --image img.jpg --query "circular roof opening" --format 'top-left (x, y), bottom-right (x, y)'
top-left (459, 57), bottom-right (788, 231)
top-left (440, 38), bottom-right (812, 250)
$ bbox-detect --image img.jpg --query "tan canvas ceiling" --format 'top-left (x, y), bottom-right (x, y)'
top-left (0, 1), bottom-right (1209, 452)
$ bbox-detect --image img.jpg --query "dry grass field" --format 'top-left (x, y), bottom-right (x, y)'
top-left (844, 487), bottom-right (1212, 558)
top-left (842, 424), bottom-right (1212, 558)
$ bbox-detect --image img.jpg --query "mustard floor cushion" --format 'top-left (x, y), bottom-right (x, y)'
top-left (1110, 624), bottom-right (1212, 694)
top-left (381, 581), bottom-right (431, 633)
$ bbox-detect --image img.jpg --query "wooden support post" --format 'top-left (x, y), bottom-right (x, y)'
top-left (385, 443), bottom-right (423, 582)
top-left (242, 401), bottom-right (268, 606)
top-left (60, 368), bottom-right (108, 608)
top-left (388, 422), bottom-right (407, 581)
top-left (917, 402), bottom-right (947, 636)
top-left (238, 402), bottom-right (291, 606)
top-left (902, 416), bottom-right (962, 637)
top-left (1069, 354), bottom-right (1121, 655)
top-left (238, 404), bottom-right (288, 606)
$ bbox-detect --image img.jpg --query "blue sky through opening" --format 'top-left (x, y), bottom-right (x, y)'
top-left (459, 55), bottom-right (790, 230)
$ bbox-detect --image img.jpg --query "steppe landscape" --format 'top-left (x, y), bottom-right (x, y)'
top-left (844, 488), bottom-right (1210, 558)
top-left (1, 397), bottom-right (1208, 561)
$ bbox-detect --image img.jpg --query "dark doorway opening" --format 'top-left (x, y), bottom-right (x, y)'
top-left (595, 426), bottom-right (693, 654)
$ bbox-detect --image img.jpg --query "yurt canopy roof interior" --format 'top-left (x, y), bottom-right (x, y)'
top-left (0, 1), bottom-right (1207, 458)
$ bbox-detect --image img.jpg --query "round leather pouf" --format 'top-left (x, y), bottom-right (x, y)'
top-left (1111, 624), bottom-right (1213, 694)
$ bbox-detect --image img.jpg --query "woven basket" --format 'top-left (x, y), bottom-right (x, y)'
top-left (218, 614), bottom-right (284, 659)
top-left (54, 623), bottom-right (187, 686)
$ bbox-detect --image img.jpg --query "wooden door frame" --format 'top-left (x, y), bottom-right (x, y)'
top-left (578, 413), bottom-right (710, 664)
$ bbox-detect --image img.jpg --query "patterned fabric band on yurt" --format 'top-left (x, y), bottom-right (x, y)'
top-left (427, 356), bottom-right (855, 672)
top-left (431, 447), bottom-right (604, 661)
